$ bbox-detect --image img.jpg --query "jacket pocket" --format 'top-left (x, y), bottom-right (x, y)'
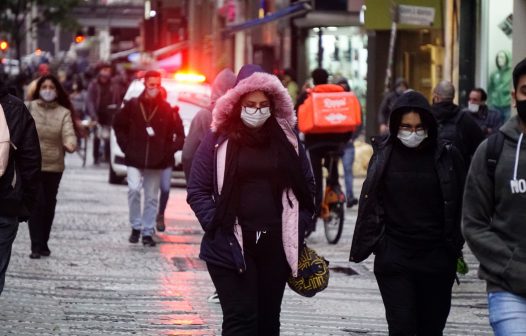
top-left (503, 247), bottom-right (526, 295)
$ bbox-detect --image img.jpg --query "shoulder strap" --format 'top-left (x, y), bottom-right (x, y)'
top-left (486, 131), bottom-right (505, 181)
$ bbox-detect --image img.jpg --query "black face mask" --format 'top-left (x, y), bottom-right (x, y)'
top-left (516, 99), bottom-right (526, 123)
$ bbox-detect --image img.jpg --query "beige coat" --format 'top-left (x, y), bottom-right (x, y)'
top-left (27, 100), bottom-right (76, 172)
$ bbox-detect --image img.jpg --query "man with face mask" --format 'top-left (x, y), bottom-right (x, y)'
top-left (431, 80), bottom-right (485, 169)
top-left (463, 58), bottom-right (526, 335)
top-left (113, 71), bottom-right (182, 247)
top-left (86, 63), bottom-right (121, 164)
top-left (461, 88), bottom-right (502, 137)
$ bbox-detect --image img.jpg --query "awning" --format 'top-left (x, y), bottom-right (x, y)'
top-left (221, 0), bottom-right (311, 38)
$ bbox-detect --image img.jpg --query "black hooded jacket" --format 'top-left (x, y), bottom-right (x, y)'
top-left (349, 91), bottom-right (466, 263)
top-left (0, 84), bottom-right (41, 220)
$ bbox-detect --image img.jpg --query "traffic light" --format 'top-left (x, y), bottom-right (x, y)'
top-left (0, 40), bottom-right (8, 52)
top-left (74, 32), bottom-right (85, 44)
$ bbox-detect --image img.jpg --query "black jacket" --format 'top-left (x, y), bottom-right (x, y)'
top-left (0, 85), bottom-right (41, 220)
top-left (432, 101), bottom-right (485, 166)
top-left (350, 92), bottom-right (466, 263)
top-left (113, 93), bottom-right (185, 169)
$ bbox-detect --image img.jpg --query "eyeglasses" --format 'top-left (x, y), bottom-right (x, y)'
top-left (242, 106), bottom-right (271, 115)
top-left (399, 125), bottom-right (426, 136)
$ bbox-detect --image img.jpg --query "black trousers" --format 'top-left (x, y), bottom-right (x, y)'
top-left (28, 172), bottom-right (63, 253)
top-left (374, 238), bottom-right (456, 336)
top-left (309, 147), bottom-right (340, 217)
top-left (93, 136), bottom-right (110, 163)
top-left (207, 230), bottom-right (291, 336)
top-left (0, 216), bottom-right (18, 294)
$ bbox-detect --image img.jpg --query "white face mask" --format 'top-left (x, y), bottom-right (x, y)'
top-left (39, 89), bottom-right (57, 102)
top-left (146, 88), bottom-right (159, 99)
top-left (397, 129), bottom-right (428, 148)
top-left (468, 102), bottom-right (479, 113)
top-left (240, 106), bottom-right (271, 128)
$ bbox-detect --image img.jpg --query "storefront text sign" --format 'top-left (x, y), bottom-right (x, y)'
top-left (398, 5), bottom-right (435, 26)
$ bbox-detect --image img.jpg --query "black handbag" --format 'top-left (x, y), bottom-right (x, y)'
top-left (287, 244), bottom-right (330, 297)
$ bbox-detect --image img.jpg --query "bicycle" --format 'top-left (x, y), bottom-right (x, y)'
top-left (305, 144), bottom-right (346, 244)
top-left (320, 149), bottom-right (346, 244)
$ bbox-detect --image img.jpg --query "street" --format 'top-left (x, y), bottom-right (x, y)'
top-left (0, 154), bottom-right (493, 336)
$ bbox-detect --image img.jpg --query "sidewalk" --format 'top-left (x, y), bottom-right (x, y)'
top-left (0, 155), bottom-right (493, 335)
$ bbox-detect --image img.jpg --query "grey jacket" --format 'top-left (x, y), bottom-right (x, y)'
top-left (462, 115), bottom-right (526, 297)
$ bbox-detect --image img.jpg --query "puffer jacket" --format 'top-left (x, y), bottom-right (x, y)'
top-left (187, 72), bottom-right (316, 276)
top-left (349, 91), bottom-right (466, 263)
top-left (27, 100), bottom-right (77, 172)
top-left (0, 86), bottom-right (41, 220)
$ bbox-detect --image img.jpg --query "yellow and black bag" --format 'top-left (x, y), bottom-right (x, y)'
top-left (287, 244), bottom-right (329, 297)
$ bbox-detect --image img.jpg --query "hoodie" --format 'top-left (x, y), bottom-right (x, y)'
top-left (350, 91), bottom-right (466, 262)
top-left (182, 69), bottom-right (237, 180)
top-left (462, 115), bottom-right (526, 297)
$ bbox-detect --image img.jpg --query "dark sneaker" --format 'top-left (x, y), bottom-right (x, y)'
top-left (29, 252), bottom-right (41, 259)
top-left (142, 235), bottom-right (156, 247)
top-left (346, 198), bottom-right (358, 208)
top-left (40, 249), bottom-right (51, 257)
top-left (156, 214), bottom-right (166, 232)
top-left (129, 229), bottom-right (140, 243)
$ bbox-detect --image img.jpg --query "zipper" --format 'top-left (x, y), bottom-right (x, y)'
top-left (144, 138), bottom-right (150, 168)
top-left (213, 142), bottom-right (219, 196)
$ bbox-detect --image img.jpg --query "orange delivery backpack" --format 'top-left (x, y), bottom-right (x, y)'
top-left (298, 84), bottom-right (362, 134)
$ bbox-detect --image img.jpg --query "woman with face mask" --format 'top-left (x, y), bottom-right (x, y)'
top-left (26, 74), bottom-right (77, 259)
top-left (187, 64), bottom-right (316, 335)
top-left (349, 91), bottom-right (466, 335)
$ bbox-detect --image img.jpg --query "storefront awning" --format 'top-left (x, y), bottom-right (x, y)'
top-left (221, 0), bottom-right (312, 38)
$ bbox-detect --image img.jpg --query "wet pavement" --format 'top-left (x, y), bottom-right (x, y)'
top-left (0, 154), bottom-right (493, 335)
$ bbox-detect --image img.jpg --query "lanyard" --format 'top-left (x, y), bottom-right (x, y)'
top-left (140, 103), bottom-right (158, 123)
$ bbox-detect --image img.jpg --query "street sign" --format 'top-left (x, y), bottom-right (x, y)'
top-left (398, 5), bottom-right (435, 26)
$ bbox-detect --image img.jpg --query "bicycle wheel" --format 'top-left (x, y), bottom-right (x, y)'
top-left (323, 201), bottom-right (345, 244)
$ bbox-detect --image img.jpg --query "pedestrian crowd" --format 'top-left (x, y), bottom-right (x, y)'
top-left (0, 56), bottom-right (525, 336)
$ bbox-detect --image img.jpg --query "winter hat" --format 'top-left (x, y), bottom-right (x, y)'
top-left (211, 68), bottom-right (236, 105)
top-left (234, 64), bottom-right (265, 86)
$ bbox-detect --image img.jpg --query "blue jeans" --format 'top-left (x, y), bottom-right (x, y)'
top-left (0, 216), bottom-right (19, 295)
top-left (342, 141), bottom-right (355, 200)
top-left (158, 167), bottom-right (172, 216)
top-left (127, 167), bottom-right (162, 237)
top-left (488, 291), bottom-right (526, 335)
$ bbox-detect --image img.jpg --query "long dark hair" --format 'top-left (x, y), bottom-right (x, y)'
top-left (32, 74), bottom-right (83, 137)
top-left (32, 74), bottom-right (74, 112)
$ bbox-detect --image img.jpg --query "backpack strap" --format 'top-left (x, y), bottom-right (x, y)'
top-left (486, 131), bottom-right (505, 182)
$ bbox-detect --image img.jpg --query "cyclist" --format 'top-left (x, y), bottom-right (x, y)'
top-left (295, 68), bottom-right (354, 228)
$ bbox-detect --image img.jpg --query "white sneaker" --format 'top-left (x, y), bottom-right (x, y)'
top-left (207, 291), bottom-right (220, 304)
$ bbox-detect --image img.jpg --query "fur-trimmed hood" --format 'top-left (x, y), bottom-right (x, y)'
top-left (211, 72), bottom-right (295, 132)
